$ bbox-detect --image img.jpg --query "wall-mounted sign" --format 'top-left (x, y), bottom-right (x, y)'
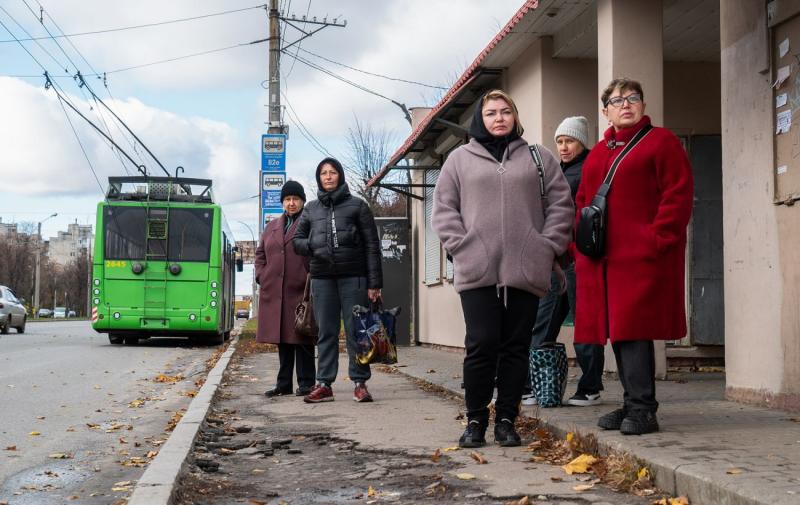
top-left (262, 209), bottom-right (283, 227)
top-left (263, 191), bottom-right (283, 209)
top-left (262, 172), bottom-right (286, 191)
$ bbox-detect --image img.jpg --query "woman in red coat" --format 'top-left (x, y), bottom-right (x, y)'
top-left (255, 181), bottom-right (315, 397)
top-left (574, 78), bottom-right (693, 435)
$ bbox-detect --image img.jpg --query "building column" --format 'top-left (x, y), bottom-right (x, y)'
top-left (597, 0), bottom-right (667, 378)
top-left (597, 0), bottom-right (664, 129)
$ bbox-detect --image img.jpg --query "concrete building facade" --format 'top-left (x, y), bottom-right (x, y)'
top-left (370, 0), bottom-right (799, 412)
top-left (48, 222), bottom-right (93, 267)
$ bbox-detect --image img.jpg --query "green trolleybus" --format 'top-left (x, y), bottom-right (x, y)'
top-left (91, 176), bottom-right (242, 345)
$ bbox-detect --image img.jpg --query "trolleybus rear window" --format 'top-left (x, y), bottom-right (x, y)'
top-left (105, 207), bottom-right (146, 260)
top-left (168, 208), bottom-right (213, 262)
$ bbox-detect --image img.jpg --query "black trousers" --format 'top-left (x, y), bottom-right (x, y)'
top-left (612, 340), bottom-right (658, 413)
top-left (460, 286), bottom-right (539, 425)
top-left (276, 343), bottom-right (316, 390)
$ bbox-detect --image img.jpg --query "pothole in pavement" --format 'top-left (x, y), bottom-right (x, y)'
top-left (173, 416), bottom-right (511, 505)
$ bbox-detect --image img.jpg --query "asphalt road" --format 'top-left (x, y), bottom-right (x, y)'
top-left (0, 320), bottom-right (219, 504)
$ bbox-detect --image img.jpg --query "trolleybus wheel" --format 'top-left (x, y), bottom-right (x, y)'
top-left (109, 334), bottom-right (124, 345)
top-left (223, 331), bottom-right (231, 341)
top-left (205, 333), bottom-right (224, 346)
top-left (123, 336), bottom-right (139, 345)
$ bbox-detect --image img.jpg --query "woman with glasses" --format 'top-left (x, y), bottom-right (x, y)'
top-left (574, 78), bottom-right (694, 435)
top-left (433, 89), bottom-right (573, 448)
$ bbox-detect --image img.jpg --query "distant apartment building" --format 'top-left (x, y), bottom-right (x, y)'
top-left (48, 222), bottom-right (93, 266)
top-left (0, 218), bottom-right (18, 236)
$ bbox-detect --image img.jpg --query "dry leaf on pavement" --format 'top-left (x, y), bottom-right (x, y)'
top-left (456, 473), bottom-right (476, 480)
top-left (469, 451), bottom-right (488, 464)
top-left (562, 454), bottom-right (598, 475)
top-left (506, 496), bottom-right (530, 505)
top-left (28, 431), bottom-right (41, 436)
top-left (726, 468), bottom-right (743, 475)
top-left (4, 446), bottom-right (16, 451)
top-left (431, 448), bottom-right (441, 463)
top-left (48, 453), bottom-right (71, 459)
top-left (442, 446), bottom-right (459, 452)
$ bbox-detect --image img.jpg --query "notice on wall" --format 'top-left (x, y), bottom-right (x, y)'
top-left (780, 38), bottom-right (791, 58)
top-left (778, 165), bottom-right (788, 175)
top-left (774, 65), bottom-right (792, 89)
top-left (777, 109), bottom-right (793, 134)
top-left (777, 93), bottom-right (788, 108)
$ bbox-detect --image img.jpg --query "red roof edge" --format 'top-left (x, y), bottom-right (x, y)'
top-left (368, 0), bottom-right (538, 187)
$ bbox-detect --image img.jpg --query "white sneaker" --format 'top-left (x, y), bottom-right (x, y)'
top-left (521, 394), bottom-right (538, 406)
top-left (567, 391), bottom-right (601, 406)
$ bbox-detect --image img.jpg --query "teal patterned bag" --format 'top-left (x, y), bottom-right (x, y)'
top-left (529, 343), bottom-right (568, 407)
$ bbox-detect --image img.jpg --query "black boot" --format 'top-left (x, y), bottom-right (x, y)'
top-left (597, 408), bottom-right (627, 430)
top-left (458, 420), bottom-right (487, 448)
top-left (494, 418), bottom-right (521, 447)
top-left (620, 410), bottom-right (659, 435)
top-left (264, 386), bottom-right (292, 397)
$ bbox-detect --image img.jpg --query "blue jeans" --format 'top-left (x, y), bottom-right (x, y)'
top-left (529, 263), bottom-right (604, 394)
top-left (311, 276), bottom-right (370, 386)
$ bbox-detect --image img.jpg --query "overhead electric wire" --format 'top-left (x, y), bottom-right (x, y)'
top-left (280, 48), bottom-right (411, 124)
top-left (54, 89), bottom-right (106, 195)
top-left (283, 0), bottom-right (311, 80)
top-left (0, 3), bottom-right (267, 43)
top-left (295, 45), bottom-right (447, 90)
top-left (0, 5), bottom-right (69, 72)
top-left (33, 0), bottom-right (150, 170)
top-left (280, 89), bottom-right (333, 159)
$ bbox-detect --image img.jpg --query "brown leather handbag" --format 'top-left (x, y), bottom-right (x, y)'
top-left (294, 274), bottom-right (318, 338)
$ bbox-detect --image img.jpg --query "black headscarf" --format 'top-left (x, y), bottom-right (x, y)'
top-left (468, 96), bottom-right (521, 162)
top-left (315, 157), bottom-right (346, 191)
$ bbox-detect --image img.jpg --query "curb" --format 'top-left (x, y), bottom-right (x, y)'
top-left (127, 336), bottom-right (239, 505)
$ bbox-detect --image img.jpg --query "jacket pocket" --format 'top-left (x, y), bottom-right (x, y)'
top-left (452, 231), bottom-right (489, 284)
top-left (520, 227), bottom-right (555, 291)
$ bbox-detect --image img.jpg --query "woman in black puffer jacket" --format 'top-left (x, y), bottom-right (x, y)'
top-left (293, 157), bottom-right (382, 404)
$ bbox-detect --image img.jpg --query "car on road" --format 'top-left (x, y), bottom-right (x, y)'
top-left (37, 308), bottom-right (52, 318)
top-left (235, 309), bottom-right (250, 319)
top-left (0, 285), bottom-right (27, 334)
top-left (53, 307), bottom-right (67, 319)
top-left (67, 310), bottom-right (77, 318)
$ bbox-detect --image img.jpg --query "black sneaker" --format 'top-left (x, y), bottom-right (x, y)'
top-left (597, 408), bottom-right (627, 430)
top-left (567, 391), bottom-right (602, 407)
top-left (620, 410), bottom-right (659, 435)
top-left (264, 386), bottom-right (292, 398)
top-left (494, 418), bottom-right (521, 447)
top-left (458, 420), bottom-right (487, 448)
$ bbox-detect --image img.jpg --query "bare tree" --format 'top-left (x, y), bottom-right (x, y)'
top-left (343, 116), bottom-right (407, 217)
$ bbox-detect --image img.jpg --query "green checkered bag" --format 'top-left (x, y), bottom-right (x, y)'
top-left (529, 342), bottom-right (568, 407)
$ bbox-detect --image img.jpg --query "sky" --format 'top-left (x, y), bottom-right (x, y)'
top-left (0, 0), bottom-right (525, 294)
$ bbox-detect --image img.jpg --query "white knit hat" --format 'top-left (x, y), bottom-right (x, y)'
top-left (554, 116), bottom-right (589, 148)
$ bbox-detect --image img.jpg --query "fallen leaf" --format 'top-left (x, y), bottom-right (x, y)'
top-left (469, 451), bottom-right (488, 464)
top-left (29, 431), bottom-right (41, 436)
top-left (248, 500), bottom-right (267, 505)
top-left (154, 373), bottom-right (183, 383)
top-left (573, 483), bottom-right (596, 491)
top-left (456, 473), bottom-right (476, 480)
top-left (726, 468), bottom-right (744, 475)
top-left (4, 446), bottom-right (16, 451)
top-left (565, 432), bottom-right (574, 443)
top-left (506, 496), bottom-right (530, 505)
top-left (118, 438), bottom-right (127, 444)
top-left (426, 369), bottom-right (436, 373)
top-left (68, 495), bottom-right (80, 500)
top-left (367, 486), bottom-right (376, 497)
top-left (86, 423), bottom-right (100, 429)
top-left (146, 450), bottom-right (158, 458)
top-left (251, 469), bottom-right (265, 474)
top-left (48, 453), bottom-right (71, 459)
top-left (65, 427), bottom-right (75, 432)
top-left (36, 416), bottom-right (46, 420)
top-left (128, 399), bottom-right (145, 408)
top-left (431, 448), bottom-right (441, 463)
top-left (442, 446), bottom-right (459, 452)
top-left (113, 480), bottom-right (131, 487)
top-left (638, 467), bottom-right (650, 480)
top-left (562, 454), bottom-right (598, 475)
top-left (550, 476), bottom-right (563, 482)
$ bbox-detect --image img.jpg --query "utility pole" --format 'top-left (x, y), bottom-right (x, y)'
top-left (267, 0), bottom-right (282, 134)
top-left (34, 212), bottom-right (57, 316)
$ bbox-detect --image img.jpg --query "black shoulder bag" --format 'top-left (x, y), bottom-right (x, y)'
top-left (575, 125), bottom-right (653, 258)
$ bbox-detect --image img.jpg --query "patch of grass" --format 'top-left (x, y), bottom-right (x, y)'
top-left (236, 318), bottom-right (278, 356)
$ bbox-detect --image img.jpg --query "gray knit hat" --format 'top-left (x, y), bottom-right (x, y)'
top-left (554, 116), bottom-right (589, 148)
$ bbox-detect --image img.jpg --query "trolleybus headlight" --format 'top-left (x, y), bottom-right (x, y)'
top-left (93, 279), bottom-right (100, 286)
top-left (131, 262), bottom-right (145, 274)
top-left (210, 291), bottom-right (217, 298)
top-left (211, 281), bottom-right (218, 288)
top-left (93, 288), bottom-right (100, 295)
top-left (169, 263), bottom-right (181, 275)
top-left (113, 312), bottom-right (121, 319)
top-left (210, 300), bottom-right (217, 308)
top-left (93, 298), bottom-right (100, 305)
top-left (189, 314), bottom-right (197, 321)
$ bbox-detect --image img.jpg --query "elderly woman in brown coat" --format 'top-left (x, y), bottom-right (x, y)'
top-left (255, 180), bottom-right (315, 397)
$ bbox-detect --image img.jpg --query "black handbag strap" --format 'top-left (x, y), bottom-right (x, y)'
top-left (528, 144), bottom-right (549, 211)
top-left (302, 274), bottom-right (312, 301)
top-left (597, 124), bottom-right (653, 197)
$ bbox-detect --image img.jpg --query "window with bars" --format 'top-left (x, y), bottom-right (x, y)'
top-left (424, 170), bottom-right (441, 284)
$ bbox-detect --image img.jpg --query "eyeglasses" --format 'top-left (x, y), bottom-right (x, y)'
top-left (606, 94), bottom-right (643, 108)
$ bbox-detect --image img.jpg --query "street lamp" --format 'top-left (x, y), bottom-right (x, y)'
top-left (237, 221), bottom-right (259, 318)
top-left (34, 213), bottom-right (57, 316)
